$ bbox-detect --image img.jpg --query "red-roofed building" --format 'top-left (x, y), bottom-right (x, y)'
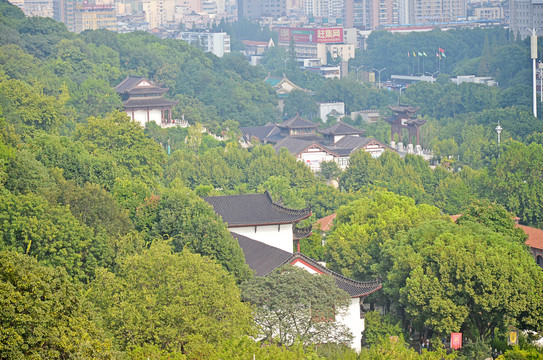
top-left (516, 225), bottom-right (543, 269)
top-left (316, 213), bottom-right (336, 232)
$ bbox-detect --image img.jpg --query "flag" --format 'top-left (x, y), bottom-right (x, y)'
top-left (451, 333), bottom-right (462, 350)
top-left (439, 47), bottom-right (445, 53)
top-left (413, 51), bottom-right (416, 57)
top-left (423, 51), bottom-right (427, 57)
top-left (407, 51), bottom-right (410, 57)
top-left (418, 52), bottom-right (422, 56)
top-left (442, 53), bottom-right (446, 58)
top-left (436, 52), bottom-right (439, 57)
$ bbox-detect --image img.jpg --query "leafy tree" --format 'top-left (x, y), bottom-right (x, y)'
top-left (74, 111), bottom-right (166, 187)
top-left (89, 242), bottom-right (253, 358)
top-left (456, 199), bottom-right (527, 244)
top-left (382, 220), bottom-right (543, 342)
top-left (319, 160), bottom-right (341, 181)
top-left (142, 184), bottom-right (251, 281)
top-left (325, 190), bottom-right (445, 280)
top-left (241, 265), bottom-right (352, 346)
top-left (484, 141), bottom-right (543, 227)
top-left (0, 192), bottom-right (112, 282)
top-left (282, 89), bottom-right (318, 119)
top-left (0, 251), bottom-right (113, 359)
top-left (363, 311), bottom-right (406, 347)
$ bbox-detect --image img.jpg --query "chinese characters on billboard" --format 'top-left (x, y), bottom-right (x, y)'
top-left (278, 27), bottom-right (343, 44)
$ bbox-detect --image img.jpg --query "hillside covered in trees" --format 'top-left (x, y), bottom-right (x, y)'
top-left (1, 0), bottom-right (543, 358)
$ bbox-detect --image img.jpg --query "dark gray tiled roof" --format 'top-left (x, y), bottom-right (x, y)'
top-left (319, 122), bottom-right (365, 136)
top-left (331, 135), bottom-right (373, 151)
top-left (278, 115), bottom-right (318, 129)
top-left (232, 232), bottom-right (292, 276)
top-left (204, 191), bottom-right (311, 227)
top-left (241, 125), bottom-right (277, 141)
top-left (274, 136), bottom-right (337, 156)
top-left (123, 97), bottom-right (179, 108)
top-left (116, 75), bottom-right (146, 93)
top-left (233, 234), bottom-right (382, 297)
top-left (116, 76), bottom-right (167, 95)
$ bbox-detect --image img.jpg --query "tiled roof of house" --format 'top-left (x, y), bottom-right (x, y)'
top-left (280, 253), bottom-right (382, 298)
top-left (116, 75), bottom-right (166, 94)
top-left (274, 137), bottom-right (334, 156)
top-left (232, 232), bottom-right (292, 276)
top-left (319, 122), bottom-right (365, 136)
top-left (517, 225), bottom-right (543, 251)
top-left (233, 233), bottom-right (382, 297)
top-left (241, 125), bottom-right (277, 141)
top-left (316, 213), bottom-right (337, 232)
top-left (278, 115), bottom-right (319, 129)
top-left (204, 191), bottom-right (311, 227)
top-left (331, 135), bottom-right (374, 150)
top-left (242, 40), bottom-right (270, 46)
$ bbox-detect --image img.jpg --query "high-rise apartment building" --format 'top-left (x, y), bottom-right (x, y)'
top-left (238, 0), bottom-right (286, 20)
top-left (407, 0), bottom-right (466, 24)
top-left (509, 0), bottom-right (543, 39)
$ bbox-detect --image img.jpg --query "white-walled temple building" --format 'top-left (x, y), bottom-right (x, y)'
top-left (204, 191), bottom-right (382, 351)
top-left (115, 76), bottom-right (178, 127)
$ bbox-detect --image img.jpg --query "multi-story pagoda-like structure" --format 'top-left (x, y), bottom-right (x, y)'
top-left (116, 76), bottom-right (179, 127)
top-left (385, 105), bottom-right (427, 153)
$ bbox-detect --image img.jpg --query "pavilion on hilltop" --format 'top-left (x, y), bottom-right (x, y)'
top-left (116, 76), bottom-right (179, 127)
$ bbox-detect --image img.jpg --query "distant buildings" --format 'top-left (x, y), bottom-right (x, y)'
top-left (177, 31), bottom-right (231, 57)
top-left (276, 27), bottom-right (355, 65)
top-left (238, 0), bottom-right (286, 20)
top-left (241, 115), bottom-right (392, 171)
top-left (509, 0), bottom-right (543, 38)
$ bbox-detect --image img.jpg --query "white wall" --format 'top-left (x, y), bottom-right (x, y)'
top-left (231, 224), bottom-right (294, 253)
top-left (299, 148), bottom-right (335, 172)
top-left (337, 297), bottom-right (364, 352)
top-left (129, 109), bottom-right (162, 127)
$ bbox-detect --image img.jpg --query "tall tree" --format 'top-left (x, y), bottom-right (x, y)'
top-left (241, 265), bottom-right (352, 346)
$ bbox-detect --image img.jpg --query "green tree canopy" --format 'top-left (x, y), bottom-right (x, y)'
top-left (382, 219), bottom-right (543, 341)
top-left (0, 251), bottom-right (113, 359)
top-left (89, 242), bottom-right (253, 358)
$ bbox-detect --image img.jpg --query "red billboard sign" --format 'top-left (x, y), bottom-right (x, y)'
top-left (278, 27), bottom-right (343, 44)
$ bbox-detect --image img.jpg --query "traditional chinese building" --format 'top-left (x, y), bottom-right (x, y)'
top-left (115, 76), bottom-right (178, 127)
top-left (385, 105), bottom-right (427, 146)
top-left (241, 119), bottom-right (391, 171)
top-left (204, 192), bottom-right (382, 351)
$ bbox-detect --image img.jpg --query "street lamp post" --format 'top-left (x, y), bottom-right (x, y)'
top-left (372, 67), bottom-right (386, 90)
top-left (495, 122), bottom-right (502, 158)
top-left (350, 65), bottom-right (364, 82)
top-left (425, 70), bottom-right (439, 82)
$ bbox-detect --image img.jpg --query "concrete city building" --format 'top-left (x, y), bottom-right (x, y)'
top-left (178, 31), bottom-right (231, 57)
top-left (238, 0), bottom-right (286, 20)
top-left (509, 0), bottom-right (543, 39)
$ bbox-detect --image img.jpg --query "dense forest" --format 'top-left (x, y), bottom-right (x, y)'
top-left (1, 0), bottom-right (543, 358)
